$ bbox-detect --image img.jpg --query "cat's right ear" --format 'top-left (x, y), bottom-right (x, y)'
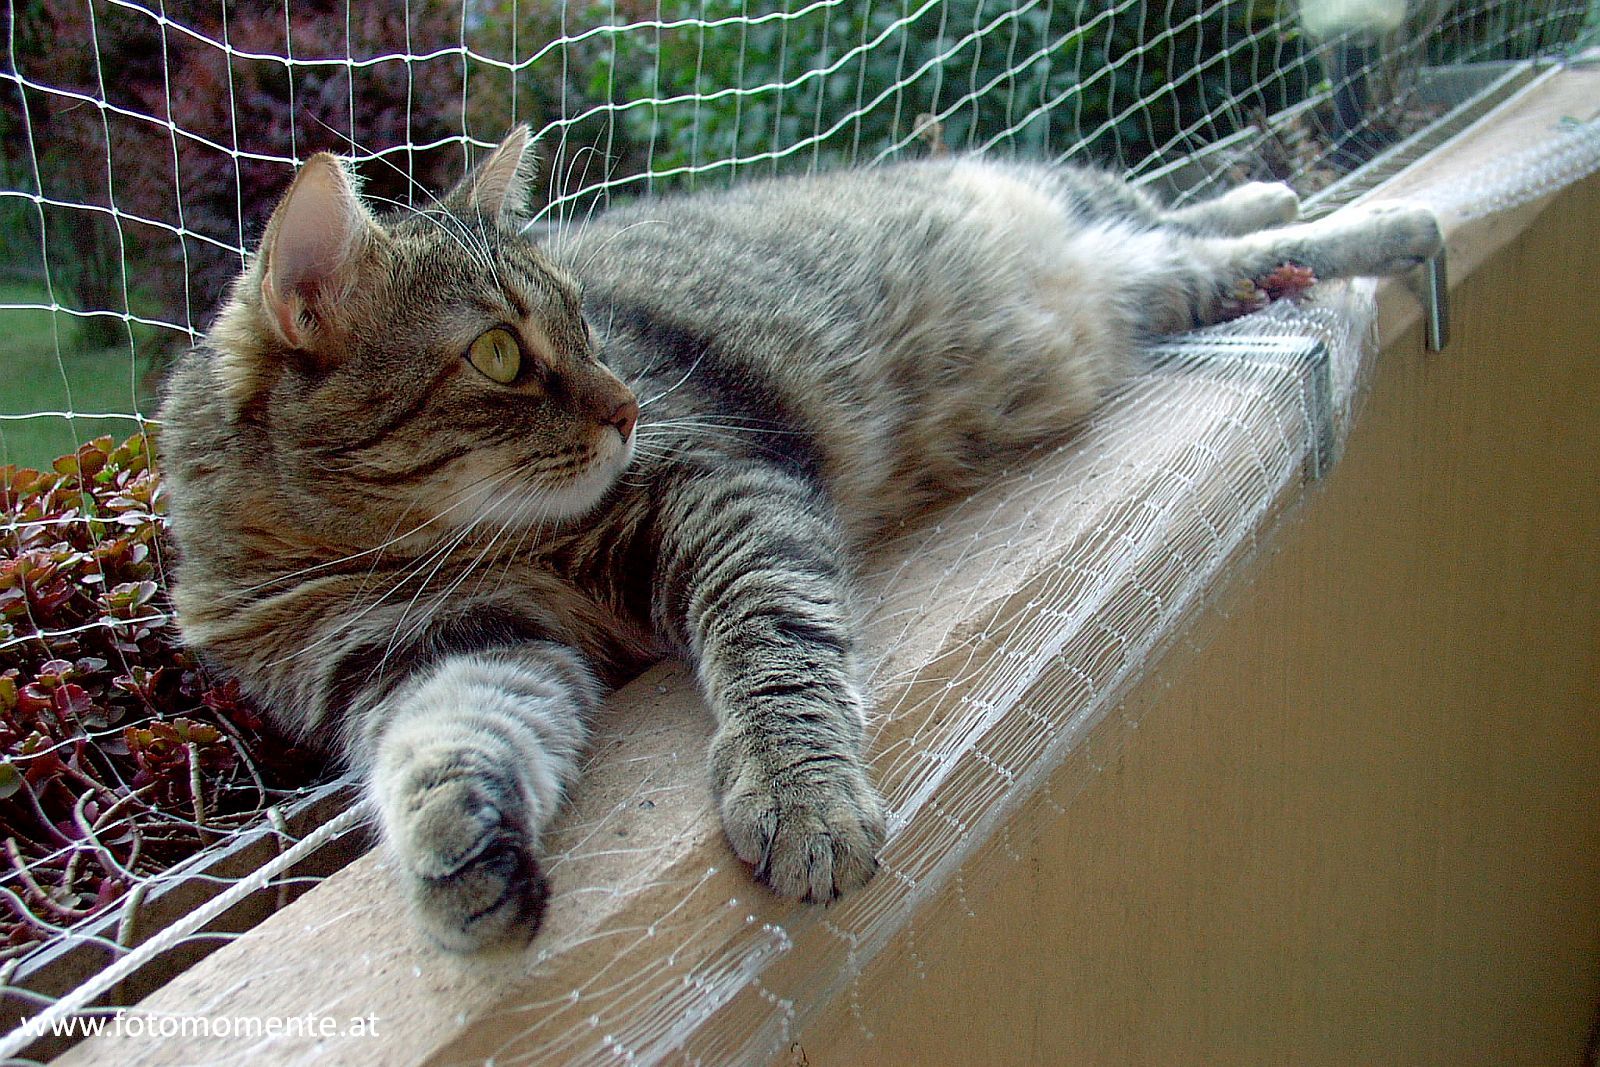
top-left (446, 125), bottom-right (537, 223)
top-left (258, 153), bottom-right (379, 351)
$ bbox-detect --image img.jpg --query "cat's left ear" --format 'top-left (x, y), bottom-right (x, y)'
top-left (448, 125), bottom-right (537, 222)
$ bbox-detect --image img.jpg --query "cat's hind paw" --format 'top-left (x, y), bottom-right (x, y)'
top-left (1167, 181), bottom-right (1300, 235)
top-left (1223, 182), bottom-right (1301, 229)
top-left (1325, 201), bottom-right (1444, 276)
top-left (713, 739), bottom-right (887, 903)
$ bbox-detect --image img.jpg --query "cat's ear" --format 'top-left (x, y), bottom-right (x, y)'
top-left (258, 153), bottom-right (379, 350)
top-left (448, 125), bottom-right (537, 222)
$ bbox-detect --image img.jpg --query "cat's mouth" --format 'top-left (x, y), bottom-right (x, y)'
top-left (431, 429), bottom-right (634, 534)
top-left (541, 428), bottom-right (634, 521)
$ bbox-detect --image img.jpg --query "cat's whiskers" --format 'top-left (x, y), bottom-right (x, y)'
top-left (571, 219), bottom-right (670, 281)
top-left (342, 475), bottom-right (512, 599)
top-left (395, 502), bottom-right (560, 687)
top-left (640, 428), bottom-right (764, 452)
top-left (634, 417), bottom-right (809, 457)
top-left (363, 192), bottom-right (500, 285)
top-left (256, 468), bottom-right (525, 671)
top-left (375, 475), bottom-right (564, 677)
top-left (636, 349), bottom-right (710, 411)
top-left (343, 471), bottom-right (507, 624)
top-left (577, 157), bottom-right (618, 233)
top-left (333, 473), bottom-right (534, 692)
top-left (541, 135), bottom-right (576, 233)
top-left (537, 136), bottom-right (623, 247)
top-left (480, 504), bottom-right (549, 603)
top-left (626, 439), bottom-right (676, 459)
top-left (554, 144), bottom-right (602, 233)
top-left (475, 476), bottom-right (575, 609)
top-left (234, 462), bottom-right (520, 597)
top-left (573, 140), bottom-right (625, 235)
top-left (376, 495), bottom-right (522, 672)
top-left (372, 466), bottom-right (528, 590)
top-left (642, 414), bottom-right (801, 434)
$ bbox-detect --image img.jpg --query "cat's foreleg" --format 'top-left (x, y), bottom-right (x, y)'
top-left (655, 466), bottom-right (887, 903)
top-left (362, 644), bottom-right (597, 951)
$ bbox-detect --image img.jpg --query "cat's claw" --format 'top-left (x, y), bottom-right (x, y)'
top-left (713, 740), bottom-right (887, 903)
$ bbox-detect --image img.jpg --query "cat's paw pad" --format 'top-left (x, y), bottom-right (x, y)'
top-left (388, 769), bottom-right (547, 952)
top-left (714, 743), bottom-right (887, 904)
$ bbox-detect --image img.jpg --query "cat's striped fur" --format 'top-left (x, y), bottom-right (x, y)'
top-left (160, 127), bottom-right (1441, 951)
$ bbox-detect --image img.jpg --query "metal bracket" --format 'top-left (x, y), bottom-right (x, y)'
top-left (1147, 334), bottom-right (1334, 483)
top-left (1423, 249), bottom-right (1450, 352)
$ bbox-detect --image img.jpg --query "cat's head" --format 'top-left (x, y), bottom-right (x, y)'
top-left (189, 126), bottom-right (637, 547)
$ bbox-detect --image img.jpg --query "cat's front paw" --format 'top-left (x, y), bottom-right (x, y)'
top-left (383, 756), bottom-right (548, 953)
top-left (711, 731), bottom-right (887, 903)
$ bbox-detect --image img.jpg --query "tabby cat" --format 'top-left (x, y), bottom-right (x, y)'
top-left (160, 126), bottom-right (1441, 951)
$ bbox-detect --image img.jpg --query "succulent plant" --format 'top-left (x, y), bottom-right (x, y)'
top-left (0, 432), bottom-right (316, 957)
top-left (1216, 262), bottom-right (1320, 322)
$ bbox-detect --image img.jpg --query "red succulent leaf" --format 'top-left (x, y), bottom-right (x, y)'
top-left (99, 580), bottom-right (159, 618)
top-left (50, 683), bottom-right (94, 722)
top-left (18, 732), bottom-right (66, 786)
top-left (1, 396), bottom-right (309, 943)
top-left (17, 684), bottom-right (53, 718)
top-left (35, 659), bottom-right (74, 686)
top-left (93, 876), bottom-right (127, 911)
top-left (1260, 262), bottom-right (1319, 301)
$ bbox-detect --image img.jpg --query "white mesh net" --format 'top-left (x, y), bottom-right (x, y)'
top-left (1, 1), bottom-right (1597, 1063)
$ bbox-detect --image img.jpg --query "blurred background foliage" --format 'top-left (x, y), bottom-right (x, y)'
top-left (587, 0), bottom-right (1309, 188)
top-left (0, 0), bottom-right (1593, 465)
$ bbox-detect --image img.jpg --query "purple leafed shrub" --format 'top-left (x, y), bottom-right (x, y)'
top-left (0, 432), bottom-right (316, 958)
top-left (6, 1), bottom-right (470, 340)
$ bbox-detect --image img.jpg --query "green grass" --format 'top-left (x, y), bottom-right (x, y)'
top-left (0, 281), bottom-right (165, 470)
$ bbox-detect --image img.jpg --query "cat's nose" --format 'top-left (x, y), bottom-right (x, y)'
top-left (606, 399), bottom-right (639, 441)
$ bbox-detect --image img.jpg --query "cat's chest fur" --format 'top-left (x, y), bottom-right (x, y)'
top-left (399, 501), bottom-right (665, 684)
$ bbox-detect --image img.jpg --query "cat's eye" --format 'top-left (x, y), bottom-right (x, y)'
top-left (467, 327), bottom-right (522, 384)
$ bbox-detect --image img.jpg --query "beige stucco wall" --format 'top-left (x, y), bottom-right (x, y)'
top-left (794, 175), bottom-right (1600, 1067)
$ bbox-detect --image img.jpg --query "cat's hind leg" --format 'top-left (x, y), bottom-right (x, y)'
top-left (1215, 201), bottom-right (1443, 287)
top-left (1161, 182), bottom-right (1301, 236)
top-left (365, 645), bottom-right (596, 952)
top-left (1056, 168), bottom-right (1298, 236)
top-left (1132, 200), bottom-right (1442, 335)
